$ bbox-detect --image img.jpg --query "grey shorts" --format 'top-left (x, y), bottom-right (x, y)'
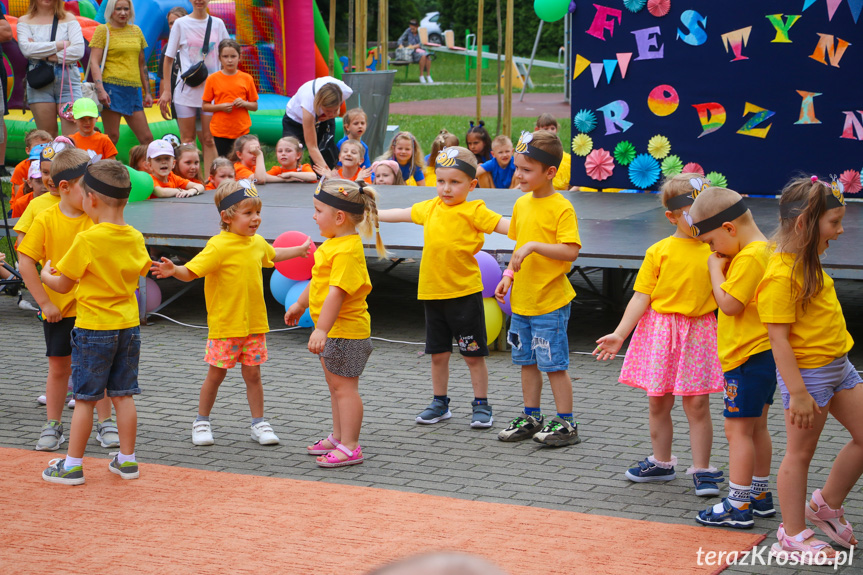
top-left (776, 355), bottom-right (861, 409)
top-left (321, 337), bottom-right (373, 378)
top-left (26, 64), bottom-right (83, 105)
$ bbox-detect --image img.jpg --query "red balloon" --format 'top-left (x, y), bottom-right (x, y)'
top-left (273, 231), bottom-right (317, 280)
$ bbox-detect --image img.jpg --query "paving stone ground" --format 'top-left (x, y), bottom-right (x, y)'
top-left (2, 262), bottom-right (863, 574)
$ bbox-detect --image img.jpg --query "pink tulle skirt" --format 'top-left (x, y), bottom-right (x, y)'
top-left (620, 307), bottom-right (724, 396)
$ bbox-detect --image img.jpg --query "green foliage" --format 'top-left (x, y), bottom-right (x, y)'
top-left (319, 0), bottom-right (425, 43)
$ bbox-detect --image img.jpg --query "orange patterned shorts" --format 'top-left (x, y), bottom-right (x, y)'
top-left (205, 334), bottom-right (268, 368)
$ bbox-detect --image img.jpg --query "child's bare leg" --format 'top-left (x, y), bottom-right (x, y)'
top-left (111, 395), bottom-right (137, 455)
top-left (726, 417), bottom-right (756, 485)
top-left (241, 364), bottom-right (264, 419)
top-left (547, 370), bottom-right (573, 414)
top-left (46, 356), bottom-right (71, 422)
top-left (648, 394), bottom-right (675, 461)
top-left (753, 407), bottom-right (772, 478)
top-left (682, 394), bottom-right (713, 469)
top-left (324, 367), bottom-right (362, 452)
top-left (463, 355), bottom-right (488, 398)
top-left (430, 352), bottom-right (451, 396)
top-left (320, 358), bottom-right (341, 441)
top-left (198, 365), bottom-right (227, 416)
top-left (95, 396), bottom-right (112, 421)
top-left (521, 364), bottom-right (543, 407)
top-left (66, 399), bottom-right (96, 459)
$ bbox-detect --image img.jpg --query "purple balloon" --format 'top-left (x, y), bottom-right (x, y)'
top-left (135, 278), bottom-right (162, 313)
top-left (498, 288), bottom-right (512, 316)
top-left (474, 251), bottom-right (502, 298)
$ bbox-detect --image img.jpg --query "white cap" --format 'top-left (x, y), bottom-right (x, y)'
top-left (147, 139), bottom-right (175, 159)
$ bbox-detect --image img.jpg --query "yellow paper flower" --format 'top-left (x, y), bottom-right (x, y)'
top-left (572, 134), bottom-right (594, 157)
top-left (647, 135), bottom-right (671, 160)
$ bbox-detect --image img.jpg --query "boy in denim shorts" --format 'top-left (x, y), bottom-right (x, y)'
top-left (40, 160), bottom-right (151, 485)
top-left (689, 187), bottom-right (777, 528)
top-left (495, 131), bottom-right (581, 446)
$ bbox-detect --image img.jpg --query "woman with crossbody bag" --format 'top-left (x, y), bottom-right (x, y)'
top-left (17, 0), bottom-right (84, 137)
top-left (158, 0), bottom-right (229, 179)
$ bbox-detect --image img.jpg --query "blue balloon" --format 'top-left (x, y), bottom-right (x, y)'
top-left (284, 280), bottom-right (315, 328)
top-left (270, 270), bottom-right (298, 305)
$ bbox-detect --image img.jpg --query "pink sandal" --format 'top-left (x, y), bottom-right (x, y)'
top-left (307, 433), bottom-right (340, 455)
top-left (770, 524), bottom-right (836, 565)
top-left (316, 444), bottom-right (363, 468)
top-left (806, 489), bottom-right (856, 549)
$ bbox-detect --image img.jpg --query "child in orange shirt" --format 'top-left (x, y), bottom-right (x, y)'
top-left (321, 140), bottom-right (371, 183)
top-left (11, 130), bottom-right (52, 202)
top-left (202, 39), bottom-right (259, 158)
top-left (11, 161), bottom-right (46, 217)
top-left (230, 135), bottom-right (268, 182)
top-left (205, 158), bottom-right (235, 190)
top-left (69, 99), bottom-right (118, 160)
top-left (265, 136), bottom-right (316, 183)
top-left (147, 140), bottom-right (206, 198)
top-left (174, 144), bottom-right (204, 184)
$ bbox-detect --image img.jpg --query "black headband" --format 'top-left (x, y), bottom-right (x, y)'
top-left (53, 161), bottom-right (89, 185)
top-left (313, 180), bottom-right (365, 214)
top-left (435, 149), bottom-right (477, 179)
top-left (686, 199), bottom-right (749, 237)
top-left (83, 169), bottom-right (131, 199)
top-left (666, 193), bottom-right (694, 211)
top-left (514, 132), bottom-right (562, 169)
top-left (218, 182), bottom-right (260, 212)
top-left (780, 183), bottom-right (846, 219)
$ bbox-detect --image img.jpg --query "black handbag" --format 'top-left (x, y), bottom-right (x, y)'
top-left (180, 17), bottom-right (212, 88)
top-left (26, 16), bottom-right (59, 89)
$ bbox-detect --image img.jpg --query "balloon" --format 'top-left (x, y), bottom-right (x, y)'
top-left (498, 288), bottom-right (512, 316)
top-left (269, 270), bottom-right (298, 305)
top-left (274, 231), bottom-right (317, 280)
top-left (284, 280), bottom-right (314, 328)
top-left (483, 297), bottom-right (504, 342)
top-left (135, 277), bottom-right (162, 313)
top-left (474, 251), bottom-right (502, 298)
top-left (534, 0), bottom-right (570, 22)
top-left (127, 166), bottom-right (155, 203)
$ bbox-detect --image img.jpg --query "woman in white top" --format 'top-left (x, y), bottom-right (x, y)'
top-left (158, 0), bottom-right (229, 179)
top-left (282, 76), bottom-right (352, 171)
top-left (17, 0), bottom-right (85, 137)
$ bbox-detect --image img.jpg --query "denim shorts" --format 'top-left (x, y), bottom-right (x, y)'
top-left (723, 349), bottom-right (777, 418)
top-left (777, 355), bottom-right (861, 409)
top-left (508, 303), bottom-right (570, 372)
top-left (70, 326), bottom-right (141, 401)
top-left (104, 82), bottom-right (143, 116)
top-left (26, 63), bottom-right (83, 105)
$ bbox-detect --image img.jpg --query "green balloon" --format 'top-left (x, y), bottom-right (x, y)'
top-left (534, 0), bottom-right (569, 22)
top-left (78, 1), bottom-right (98, 19)
top-left (126, 166), bottom-right (154, 203)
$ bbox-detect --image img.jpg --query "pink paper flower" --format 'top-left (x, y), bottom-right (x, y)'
top-left (839, 170), bottom-right (862, 195)
top-left (682, 162), bottom-right (704, 176)
top-left (585, 148), bottom-right (614, 181)
top-left (648, 0), bottom-right (671, 17)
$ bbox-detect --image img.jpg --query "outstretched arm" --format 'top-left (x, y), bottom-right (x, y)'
top-left (378, 208), bottom-right (413, 223)
top-left (493, 217), bottom-right (510, 235)
top-left (150, 257), bottom-right (199, 282)
top-left (40, 260), bottom-right (76, 294)
top-left (274, 237), bottom-right (313, 262)
top-left (593, 291), bottom-right (651, 361)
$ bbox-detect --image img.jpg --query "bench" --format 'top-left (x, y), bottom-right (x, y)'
top-left (388, 58), bottom-right (414, 79)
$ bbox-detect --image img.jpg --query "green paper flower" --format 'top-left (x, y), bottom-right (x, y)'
top-left (661, 154), bottom-right (683, 177)
top-left (572, 133), bottom-right (594, 157)
top-left (613, 141), bottom-right (637, 166)
top-left (647, 134), bottom-right (671, 160)
top-left (706, 171), bottom-right (727, 189)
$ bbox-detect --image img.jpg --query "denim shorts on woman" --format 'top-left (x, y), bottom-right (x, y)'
top-left (776, 355), bottom-right (861, 409)
top-left (508, 303), bottom-right (570, 373)
top-left (103, 82), bottom-right (143, 116)
top-left (26, 63), bottom-right (83, 105)
top-left (70, 326), bottom-right (141, 401)
top-left (722, 349), bottom-right (777, 418)
top-left (321, 337), bottom-right (373, 378)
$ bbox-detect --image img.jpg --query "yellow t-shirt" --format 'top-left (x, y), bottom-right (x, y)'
top-left (423, 166), bottom-right (437, 187)
top-left (55, 223), bottom-right (150, 330)
top-left (411, 198), bottom-right (502, 300)
top-left (13, 193), bottom-right (60, 235)
top-left (89, 24), bottom-right (148, 87)
top-left (17, 205), bottom-right (92, 318)
top-left (185, 231), bottom-right (276, 340)
top-left (508, 192), bottom-right (581, 316)
top-left (309, 234), bottom-right (372, 339)
top-left (755, 252), bottom-right (853, 369)
top-left (717, 241), bottom-right (772, 372)
top-left (633, 236), bottom-right (717, 317)
top-left (552, 152), bottom-right (572, 191)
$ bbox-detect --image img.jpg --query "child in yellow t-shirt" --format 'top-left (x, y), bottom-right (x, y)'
top-left (494, 131), bottom-right (581, 447)
top-left (534, 114), bottom-right (576, 191)
top-left (39, 160), bottom-right (151, 485)
top-left (378, 146), bottom-right (509, 427)
top-left (285, 178), bottom-right (387, 467)
top-left (13, 138), bottom-right (75, 247)
top-left (151, 180), bottom-right (313, 447)
top-left (594, 173), bottom-right (724, 494)
top-left (755, 177), bottom-right (861, 562)
top-left (689, 186), bottom-right (775, 529)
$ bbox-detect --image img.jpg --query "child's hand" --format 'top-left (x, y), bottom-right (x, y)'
top-left (250, 143), bottom-right (262, 156)
top-left (150, 257), bottom-right (176, 279)
top-left (308, 328), bottom-right (328, 354)
top-left (284, 302), bottom-right (305, 326)
top-left (312, 164), bottom-right (334, 178)
top-left (593, 334), bottom-right (624, 361)
top-left (222, 102), bottom-right (233, 113)
top-left (299, 236), bottom-right (313, 258)
top-left (510, 242), bottom-right (534, 272)
top-left (357, 167), bottom-right (372, 181)
top-left (788, 392), bottom-right (821, 429)
top-left (707, 252), bottom-right (729, 274)
top-left (40, 259), bottom-right (58, 282)
top-left (233, 98), bottom-right (246, 109)
top-left (176, 188), bottom-right (198, 198)
top-left (40, 301), bottom-right (62, 323)
top-left (494, 276), bottom-right (512, 304)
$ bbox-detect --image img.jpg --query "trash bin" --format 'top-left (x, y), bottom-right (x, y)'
top-left (342, 70), bottom-right (396, 160)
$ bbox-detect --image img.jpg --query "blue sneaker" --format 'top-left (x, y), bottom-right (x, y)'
top-left (470, 400), bottom-right (493, 428)
top-left (416, 398), bottom-right (452, 424)
top-left (42, 458), bottom-right (85, 485)
top-left (750, 491), bottom-right (776, 517)
top-left (625, 457), bottom-right (676, 483)
top-left (696, 498), bottom-right (754, 529)
top-left (693, 470), bottom-right (725, 496)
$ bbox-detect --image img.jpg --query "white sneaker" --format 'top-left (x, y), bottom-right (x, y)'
top-left (67, 397), bottom-right (75, 408)
top-left (426, 75), bottom-right (434, 84)
top-left (250, 421), bottom-right (279, 445)
top-left (192, 420), bottom-right (214, 446)
top-left (37, 394), bottom-right (47, 405)
top-left (419, 75), bottom-right (427, 84)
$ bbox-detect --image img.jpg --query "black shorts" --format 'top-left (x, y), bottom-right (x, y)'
top-left (423, 293), bottom-right (489, 357)
top-left (43, 316), bottom-right (75, 357)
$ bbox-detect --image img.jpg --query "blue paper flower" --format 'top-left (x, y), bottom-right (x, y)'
top-left (629, 153), bottom-right (661, 189)
top-left (573, 109), bottom-right (597, 134)
top-left (624, 0), bottom-right (647, 12)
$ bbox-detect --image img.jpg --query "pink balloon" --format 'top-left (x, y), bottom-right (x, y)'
top-left (136, 278), bottom-right (162, 313)
top-left (274, 231), bottom-right (317, 280)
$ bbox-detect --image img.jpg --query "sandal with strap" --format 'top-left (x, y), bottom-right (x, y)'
top-left (317, 443), bottom-right (363, 468)
top-left (806, 488), bottom-right (856, 549)
top-left (769, 524), bottom-right (836, 565)
top-left (307, 433), bottom-right (340, 455)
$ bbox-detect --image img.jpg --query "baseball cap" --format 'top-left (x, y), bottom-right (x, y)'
top-left (29, 143), bottom-right (48, 160)
top-left (72, 98), bottom-right (99, 119)
top-left (28, 161), bottom-right (42, 179)
top-left (148, 139), bottom-right (175, 159)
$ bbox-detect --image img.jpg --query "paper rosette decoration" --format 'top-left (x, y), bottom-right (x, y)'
top-left (573, 109), bottom-right (597, 134)
top-left (661, 154), bottom-right (683, 177)
top-left (624, 0), bottom-right (647, 12)
top-left (705, 171), bottom-right (727, 189)
top-left (682, 162), bottom-right (704, 176)
top-left (839, 170), bottom-right (862, 195)
top-left (613, 141), bottom-right (637, 166)
top-left (629, 153), bottom-right (661, 189)
top-left (647, 135), bottom-right (671, 159)
top-left (585, 148), bottom-right (614, 181)
top-left (572, 133), bottom-right (594, 157)
top-left (647, 0), bottom-right (670, 17)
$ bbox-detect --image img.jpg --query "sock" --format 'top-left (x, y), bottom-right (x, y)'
top-left (473, 397), bottom-right (487, 404)
top-left (716, 482), bottom-right (751, 512)
top-left (117, 451), bottom-right (136, 465)
top-left (433, 395), bottom-right (448, 403)
top-left (195, 415), bottom-right (210, 422)
top-left (557, 413), bottom-right (574, 424)
top-left (251, 417), bottom-right (265, 426)
top-left (751, 475), bottom-right (769, 495)
top-left (64, 456), bottom-right (83, 471)
top-left (524, 407), bottom-right (542, 419)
